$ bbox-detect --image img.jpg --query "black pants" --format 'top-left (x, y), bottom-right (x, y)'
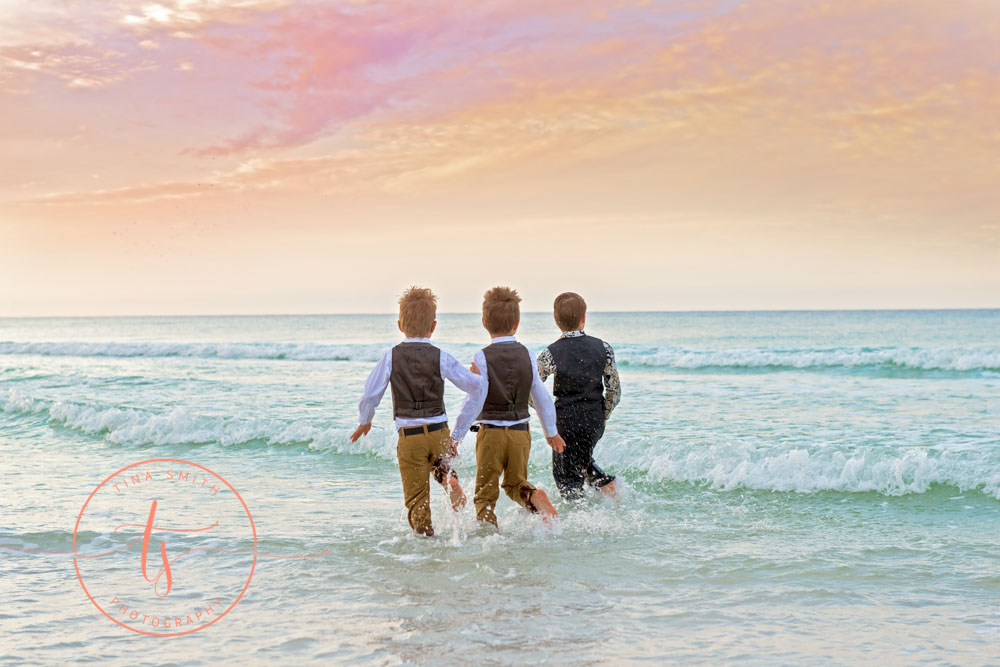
top-left (552, 404), bottom-right (615, 500)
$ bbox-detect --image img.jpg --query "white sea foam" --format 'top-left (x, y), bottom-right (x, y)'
top-left (1, 387), bottom-right (399, 461)
top-left (0, 340), bottom-right (391, 363)
top-left (613, 345), bottom-right (1000, 372)
top-left (597, 433), bottom-right (1000, 499)
top-left (2, 340), bottom-right (998, 372)
top-left (4, 388), bottom-right (998, 499)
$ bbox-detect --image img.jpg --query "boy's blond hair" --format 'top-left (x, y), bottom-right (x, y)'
top-left (553, 292), bottom-right (586, 332)
top-left (398, 286), bottom-right (437, 338)
top-left (482, 286), bottom-right (521, 336)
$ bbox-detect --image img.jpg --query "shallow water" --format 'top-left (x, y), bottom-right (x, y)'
top-left (1, 311), bottom-right (998, 664)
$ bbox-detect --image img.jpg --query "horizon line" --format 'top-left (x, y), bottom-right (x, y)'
top-left (2, 307), bottom-right (998, 320)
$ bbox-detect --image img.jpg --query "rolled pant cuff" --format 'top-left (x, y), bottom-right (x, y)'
top-left (517, 483), bottom-right (538, 512)
top-left (432, 459), bottom-right (458, 486)
top-left (594, 474), bottom-right (616, 488)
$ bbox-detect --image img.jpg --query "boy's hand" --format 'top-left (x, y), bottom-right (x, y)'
top-left (469, 362), bottom-right (481, 375)
top-left (547, 434), bottom-right (566, 453)
top-left (446, 437), bottom-right (460, 459)
top-left (349, 423), bottom-right (372, 442)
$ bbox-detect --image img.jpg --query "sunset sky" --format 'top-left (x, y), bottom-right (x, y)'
top-left (1, 0), bottom-right (998, 316)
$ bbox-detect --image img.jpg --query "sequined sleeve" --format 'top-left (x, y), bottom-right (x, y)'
top-left (536, 347), bottom-right (556, 383)
top-left (603, 342), bottom-right (621, 422)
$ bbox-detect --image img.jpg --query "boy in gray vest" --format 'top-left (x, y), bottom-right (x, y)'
top-left (350, 287), bottom-right (486, 536)
top-left (536, 292), bottom-right (621, 500)
top-left (454, 286), bottom-right (567, 528)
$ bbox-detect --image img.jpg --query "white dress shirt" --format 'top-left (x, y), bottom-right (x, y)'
top-left (453, 335), bottom-right (559, 443)
top-left (357, 338), bottom-right (486, 433)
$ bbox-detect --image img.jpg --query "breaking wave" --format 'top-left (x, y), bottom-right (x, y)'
top-left (1, 387), bottom-right (400, 461)
top-left (2, 340), bottom-right (998, 373)
top-left (598, 434), bottom-right (1000, 500)
top-left (4, 388), bottom-right (998, 499)
top-left (0, 340), bottom-right (391, 363)
top-left (613, 345), bottom-right (1000, 373)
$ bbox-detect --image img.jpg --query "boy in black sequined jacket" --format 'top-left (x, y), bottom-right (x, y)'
top-left (536, 292), bottom-right (621, 500)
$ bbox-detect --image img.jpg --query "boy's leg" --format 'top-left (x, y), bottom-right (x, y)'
top-left (584, 460), bottom-right (617, 497)
top-left (430, 427), bottom-right (466, 510)
top-left (473, 428), bottom-right (505, 527)
top-left (397, 430), bottom-right (436, 536)
top-left (500, 428), bottom-right (535, 508)
top-left (501, 428), bottom-right (557, 520)
top-left (579, 411), bottom-right (617, 496)
top-left (553, 412), bottom-right (588, 500)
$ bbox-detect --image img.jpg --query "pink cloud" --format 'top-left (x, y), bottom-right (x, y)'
top-left (160, 0), bottom-right (666, 155)
top-left (186, 3), bottom-right (459, 154)
top-left (4, 0), bottom-right (1000, 228)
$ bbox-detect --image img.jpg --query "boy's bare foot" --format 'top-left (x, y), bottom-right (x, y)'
top-left (446, 475), bottom-right (467, 511)
top-left (601, 480), bottom-right (618, 499)
top-left (530, 489), bottom-right (558, 525)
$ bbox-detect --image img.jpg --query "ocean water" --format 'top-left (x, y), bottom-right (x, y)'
top-left (1, 310), bottom-right (998, 664)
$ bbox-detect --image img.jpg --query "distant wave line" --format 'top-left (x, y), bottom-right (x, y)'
top-left (1, 340), bottom-right (998, 371)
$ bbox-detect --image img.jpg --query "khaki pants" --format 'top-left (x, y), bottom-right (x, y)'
top-left (397, 425), bottom-right (453, 536)
top-left (473, 426), bottom-right (537, 527)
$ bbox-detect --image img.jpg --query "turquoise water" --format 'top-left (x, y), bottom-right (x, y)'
top-left (1, 311), bottom-right (998, 664)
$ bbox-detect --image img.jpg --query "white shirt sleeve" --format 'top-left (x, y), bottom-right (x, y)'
top-left (357, 350), bottom-right (391, 425)
top-left (451, 349), bottom-right (489, 443)
top-left (528, 349), bottom-right (559, 438)
top-left (441, 350), bottom-right (487, 438)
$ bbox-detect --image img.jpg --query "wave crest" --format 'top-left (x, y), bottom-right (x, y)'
top-left (2, 340), bottom-right (997, 372)
top-left (4, 388), bottom-right (998, 500)
top-left (1, 387), bottom-right (399, 460)
top-left (614, 345), bottom-right (1000, 372)
top-left (599, 435), bottom-right (1000, 499)
top-left (0, 340), bottom-right (390, 362)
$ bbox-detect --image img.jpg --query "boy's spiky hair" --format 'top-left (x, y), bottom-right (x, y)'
top-left (482, 286), bottom-right (521, 335)
top-left (398, 286), bottom-right (437, 338)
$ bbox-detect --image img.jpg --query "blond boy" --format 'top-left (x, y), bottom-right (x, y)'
top-left (454, 287), bottom-right (566, 528)
top-left (350, 287), bottom-right (485, 536)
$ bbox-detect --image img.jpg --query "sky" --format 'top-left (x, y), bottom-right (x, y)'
top-left (1, 0), bottom-right (998, 316)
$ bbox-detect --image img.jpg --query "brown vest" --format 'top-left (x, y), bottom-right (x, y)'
top-left (390, 343), bottom-right (445, 419)
top-left (477, 342), bottom-right (533, 421)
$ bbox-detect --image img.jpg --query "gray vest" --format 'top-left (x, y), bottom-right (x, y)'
top-left (389, 343), bottom-right (445, 419)
top-left (477, 342), bottom-right (533, 421)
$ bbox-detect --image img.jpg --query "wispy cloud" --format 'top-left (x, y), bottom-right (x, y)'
top-left (2, 1), bottom-right (999, 220)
